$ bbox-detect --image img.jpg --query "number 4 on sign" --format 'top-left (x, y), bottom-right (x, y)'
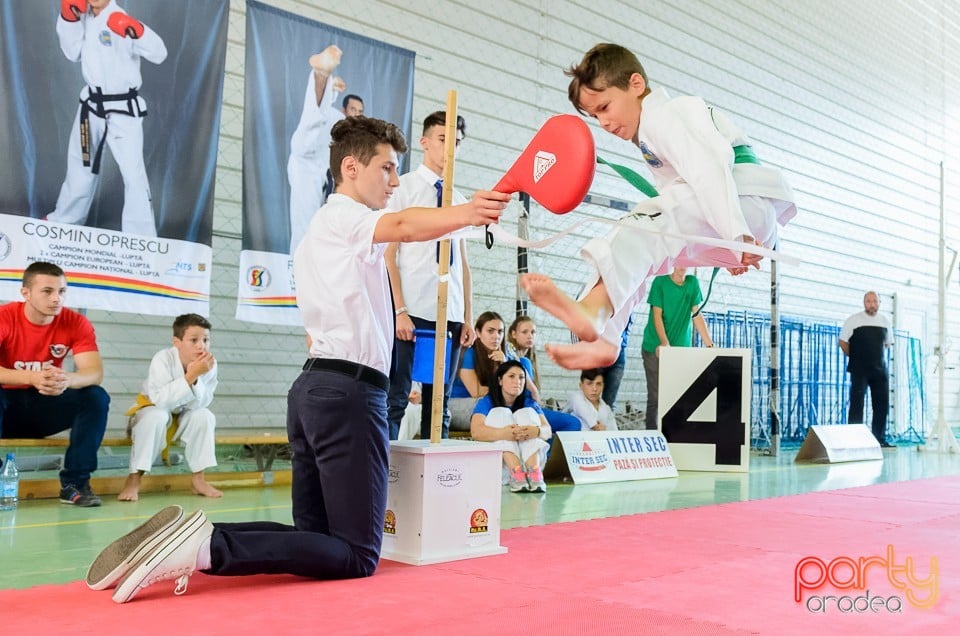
top-left (660, 356), bottom-right (746, 465)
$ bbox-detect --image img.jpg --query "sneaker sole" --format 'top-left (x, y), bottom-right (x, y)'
top-left (60, 495), bottom-right (103, 507)
top-left (87, 505), bottom-right (184, 590)
top-left (112, 510), bottom-right (208, 604)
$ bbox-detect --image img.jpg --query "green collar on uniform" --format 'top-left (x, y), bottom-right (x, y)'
top-left (597, 144), bottom-right (759, 200)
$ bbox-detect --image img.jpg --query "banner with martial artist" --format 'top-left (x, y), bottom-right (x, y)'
top-left (237, 0), bottom-right (415, 325)
top-left (0, 0), bottom-right (228, 316)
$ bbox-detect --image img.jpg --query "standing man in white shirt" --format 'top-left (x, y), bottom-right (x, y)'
top-left (385, 111), bottom-right (475, 440)
top-left (98, 116), bottom-right (509, 603)
top-left (839, 291), bottom-right (894, 447)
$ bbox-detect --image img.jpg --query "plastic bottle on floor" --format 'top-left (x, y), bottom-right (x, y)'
top-left (1, 453), bottom-right (19, 511)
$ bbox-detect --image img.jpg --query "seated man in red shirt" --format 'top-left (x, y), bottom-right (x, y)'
top-left (0, 261), bottom-right (109, 507)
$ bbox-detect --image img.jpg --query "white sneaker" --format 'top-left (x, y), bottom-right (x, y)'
top-left (112, 510), bottom-right (213, 604)
top-left (87, 505), bottom-right (184, 590)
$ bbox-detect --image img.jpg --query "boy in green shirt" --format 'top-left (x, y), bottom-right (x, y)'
top-left (641, 268), bottom-right (713, 429)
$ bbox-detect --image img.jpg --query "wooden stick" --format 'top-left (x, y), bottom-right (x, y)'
top-left (430, 90), bottom-right (457, 444)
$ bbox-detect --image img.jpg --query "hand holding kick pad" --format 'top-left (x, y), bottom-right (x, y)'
top-left (493, 114), bottom-right (595, 215)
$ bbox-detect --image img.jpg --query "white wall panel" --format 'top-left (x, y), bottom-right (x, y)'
top-left (86, 0), bottom-right (957, 434)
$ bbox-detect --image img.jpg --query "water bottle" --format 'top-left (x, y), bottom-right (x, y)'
top-left (1, 453), bottom-right (19, 511)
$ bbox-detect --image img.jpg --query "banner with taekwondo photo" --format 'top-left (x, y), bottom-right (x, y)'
top-left (0, 0), bottom-right (228, 316)
top-left (237, 1), bottom-right (415, 325)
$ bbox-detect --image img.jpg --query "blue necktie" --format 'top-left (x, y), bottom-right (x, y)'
top-left (435, 179), bottom-right (454, 265)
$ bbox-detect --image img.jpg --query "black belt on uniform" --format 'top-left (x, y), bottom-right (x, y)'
top-left (302, 358), bottom-right (389, 392)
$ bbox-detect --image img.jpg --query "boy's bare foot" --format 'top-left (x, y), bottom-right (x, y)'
top-left (117, 474), bottom-right (141, 502)
top-left (520, 273), bottom-right (602, 342)
top-left (191, 474), bottom-right (223, 498)
top-left (545, 340), bottom-right (620, 370)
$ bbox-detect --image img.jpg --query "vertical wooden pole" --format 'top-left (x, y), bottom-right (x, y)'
top-left (430, 91), bottom-right (457, 444)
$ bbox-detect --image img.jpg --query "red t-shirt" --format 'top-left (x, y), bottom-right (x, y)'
top-left (0, 302), bottom-right (99, 389)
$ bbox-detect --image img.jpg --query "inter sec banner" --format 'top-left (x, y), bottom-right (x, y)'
top-left (237, 1), bottom-right (415, 325)
top-left (0, 0), bottom-right (227, 315)
top-left (544, 431), bottom-right (678, 484)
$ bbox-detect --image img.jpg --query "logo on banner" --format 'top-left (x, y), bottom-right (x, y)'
top-left (383, 510), bottom-right (396, 535)
top-left (437, 467), bottom-right (463, 487)
top-left (568, 442), bottom-right (608, 471)
top-left (795, 545), bottom-right (939, 613)
top-left (246, 266), bottom-right (271, 290)
top-left (0, 232), bottom-right (11, 261)
top-left (469, 508), bottom-right (489, 534)
top-left (388, 464), bottom-right (399, 483)
top-left (49, 344), bottom-right (69, 359)
top-left (533, 150), bottom-right (556, 183)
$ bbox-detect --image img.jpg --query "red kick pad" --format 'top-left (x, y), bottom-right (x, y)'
top-left (493, 114), bottom-right (595, 214)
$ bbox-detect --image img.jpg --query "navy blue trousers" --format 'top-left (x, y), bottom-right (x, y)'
top-left (207, 367), bottom-right (389, 579)
top-left (0, 386), bottom-right (109, 487)
top-left (387, 316), bottom-right (463, 440)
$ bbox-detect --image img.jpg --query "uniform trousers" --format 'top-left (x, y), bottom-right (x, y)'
top-left (49, 107), bottom-right (156, 236)
top-left (128, 406), bottom-right (217, 473)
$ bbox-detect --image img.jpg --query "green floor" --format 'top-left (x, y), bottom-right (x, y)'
top-left (2, 444), bottom-right (959, 590)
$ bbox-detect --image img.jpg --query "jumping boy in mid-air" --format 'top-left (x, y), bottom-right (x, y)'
top-left (522, 43), bottom-right (796, 370)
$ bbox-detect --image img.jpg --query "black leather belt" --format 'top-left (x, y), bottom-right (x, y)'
top-left (302, 358), bottom-right (389, 392)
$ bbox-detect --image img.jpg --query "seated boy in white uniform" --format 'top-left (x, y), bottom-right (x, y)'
top-left (119, 313), bottom-right (220, 501)
top-left (565, 368), bottom-right (618, 431)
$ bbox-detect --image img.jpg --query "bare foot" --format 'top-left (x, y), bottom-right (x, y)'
top-left (191, 474), bottom-right (223, 498)
top-left (545, 340), bottom-right (619, 370)
top-left (309, 45), bottom-right (342, 73)
top-left (520, 274), bottom-right (601, 342)
top-left (118, 474), bottom-right (141, 502)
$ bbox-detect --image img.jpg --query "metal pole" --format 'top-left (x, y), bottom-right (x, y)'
top-left (927, 160), bottom-right (960, 452)
top-left (769, 252), bottom-right (780, 457)
top-left (516, 192), bottom-right (530, 317)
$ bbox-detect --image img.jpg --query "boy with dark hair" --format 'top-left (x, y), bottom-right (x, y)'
top-left (384, 109), bottom-right (474, 440)
top-left (522, 43), bottom-right (796, 370)
top-left (0, 261), bottom-right (109, 507)
top-left (119, 313), bottom-right (220, 502)
top-left (565, 368), bottom-right (618, 431)
top-left (94, 116), bottom-right (509, 602)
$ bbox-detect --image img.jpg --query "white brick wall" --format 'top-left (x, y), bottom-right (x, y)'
top-left (92, 0), bottom-right (959, 435)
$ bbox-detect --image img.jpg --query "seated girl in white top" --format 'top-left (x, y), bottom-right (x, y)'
top-left (565, 368), bottom-right (618, 432)
top-left (469, 360), bottom-right (551, 492)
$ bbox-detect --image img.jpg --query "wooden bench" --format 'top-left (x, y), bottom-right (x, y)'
top-left (0, 428), bottom-right (289, 471)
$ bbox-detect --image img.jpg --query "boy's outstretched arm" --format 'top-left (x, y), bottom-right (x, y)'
top-left (373, 190), bottom-right (508, 244)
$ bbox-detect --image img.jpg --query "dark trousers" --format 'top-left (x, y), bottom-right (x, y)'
top-left (642, 349), bottom-right (659, 430)
top-left (387, 316), bottom-right (463, 440)
top-left (848, 368), bottom-right (890, 443)
top-left (0, 386), bottom-right (109, 487)
top-left (207, 367), bottom-right (389, 579)
top-left (601, 344), bottom-right (627, 411)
